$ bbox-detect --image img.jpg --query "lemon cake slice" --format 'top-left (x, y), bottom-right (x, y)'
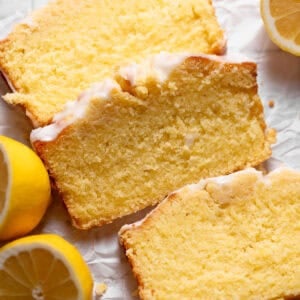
top-left (119, 168), bottom-right (300, 300)
top-left (0, 0), bottom-right (225, 127)
top-left (31, 53), bottom-right (274, 229)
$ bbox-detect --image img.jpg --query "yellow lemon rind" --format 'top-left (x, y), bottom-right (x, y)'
top-left (0, 135), bottom-right (51, 240)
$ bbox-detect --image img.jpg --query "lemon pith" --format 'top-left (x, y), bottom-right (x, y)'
top-left (0, 136), bottom-right (51, 240)
top-left (260, 0), bottom-right (300, 56)
top-left (0, 234), bottom-right (93, 300)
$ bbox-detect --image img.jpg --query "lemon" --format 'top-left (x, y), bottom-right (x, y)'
top-left (260, 0), bottom-right (300, 56)
top-left (0, 234), bottom-right (93, 299)
top-left (0, 135), bottom-right (51, 240)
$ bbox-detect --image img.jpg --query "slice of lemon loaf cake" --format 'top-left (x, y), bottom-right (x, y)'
top-left (31, 53), bottom-right (274, 229)
top-left (0, 0), bottom-right (225, 127)
top-left (119, 168), bottom-right (300, 300)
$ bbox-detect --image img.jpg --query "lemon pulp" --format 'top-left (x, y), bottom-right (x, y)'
top-left (0, 234), bottom-right (93, 300)
top-left (261, 0), bottom-right (300, 56)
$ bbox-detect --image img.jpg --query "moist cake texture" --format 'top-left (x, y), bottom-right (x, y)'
top-left (0, 0), bottom-right (225, 126)
top-left (31, 53), bottom-right (274, 229)
top-left (120, 168), bottom-right (300, 300)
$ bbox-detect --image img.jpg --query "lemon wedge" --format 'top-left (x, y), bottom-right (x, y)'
top-left (0, 135), bottom-right (51, 240)
top-left (0, 234), bottom-right (93, 299)
top-left (261, 0), bottom-right (300, 56)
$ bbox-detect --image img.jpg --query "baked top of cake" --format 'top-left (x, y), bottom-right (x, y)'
top-left (119, 167), bottom-right (300, 300)
top-left (0, 0), bottom-right (225, 126)
top-left (31, 53), bottom-right (274, 229)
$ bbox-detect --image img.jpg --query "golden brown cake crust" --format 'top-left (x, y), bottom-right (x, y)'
top-left (0, 0), bottom-right (225, 127)
top-left (119, 168), bottom-right (300, 300)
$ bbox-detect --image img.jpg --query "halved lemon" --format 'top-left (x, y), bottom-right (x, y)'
top-left (0, 234), bottom-right (93, 299)
top-left (0, 135), bottom-right (51, 240)
top-left (261, 0), bottom-right (300, 56)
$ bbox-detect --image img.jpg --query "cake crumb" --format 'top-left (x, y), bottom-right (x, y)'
top-left (95, 283), bottom-right (107, 297)
top-left (268, 100), bottom-right (275, 108)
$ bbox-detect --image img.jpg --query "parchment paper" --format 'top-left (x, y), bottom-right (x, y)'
top-left (0, 0), bottom-right (299, 299)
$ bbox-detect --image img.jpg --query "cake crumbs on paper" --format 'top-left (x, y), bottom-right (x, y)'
top-left (95, 282), bottom-right (107, 297)
top-left (268, 100), bottom-right (275, 108)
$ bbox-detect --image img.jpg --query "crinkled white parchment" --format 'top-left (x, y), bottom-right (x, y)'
top-left (0, 0), bottom-right (299, 299)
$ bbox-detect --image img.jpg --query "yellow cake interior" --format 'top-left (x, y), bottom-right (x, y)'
top-left (34, 56), bottom-right (273, 229)
top-left (120, 169), bottom-right (300, 300)
top-left (0, 0), bottom-right (224, 126)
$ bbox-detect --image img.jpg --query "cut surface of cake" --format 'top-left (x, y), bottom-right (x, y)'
top-left (31, 53), bottom-right (275, 229)
top-left (119, 168), bottom-right (300, 300)
top-left (0, 0), bottom-right (225, 126)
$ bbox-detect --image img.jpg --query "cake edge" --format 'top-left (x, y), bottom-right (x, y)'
top-left (119, 166), bottom-right (300, 300)
top-left (30, 79), bottom-right (120, 143)
top-left (0, 0), bottom-right (227, 127)
top-left (118, 167), bottom-right (295, 236)
top-left (30, 52), bottom-right (258, 144)
top-left (31, 53), bottom-right (275, 230)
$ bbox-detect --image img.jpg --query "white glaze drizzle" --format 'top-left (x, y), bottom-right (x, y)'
top-left (119, 52), bottom-right (253, 86)
top-left (119, 167), bottom-right (295, 234)
top-left (31, 52), bottom-right (254, 143)
top-left (30, 79), bottom-right (120, 142)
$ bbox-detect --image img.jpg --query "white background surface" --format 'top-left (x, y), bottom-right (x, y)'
top-left (0, 0), bottom-right (299, 299)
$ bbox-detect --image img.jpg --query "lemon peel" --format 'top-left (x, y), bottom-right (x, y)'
top-left (0, 135), bottom-right (51, 240)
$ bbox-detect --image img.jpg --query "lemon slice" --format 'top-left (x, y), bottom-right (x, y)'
top-left (0, 234), bottom-right (93, 299)
top-left (261, 0), bottom-right (300, 56)
top-left (0, 135), bottom-right (51, 240)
